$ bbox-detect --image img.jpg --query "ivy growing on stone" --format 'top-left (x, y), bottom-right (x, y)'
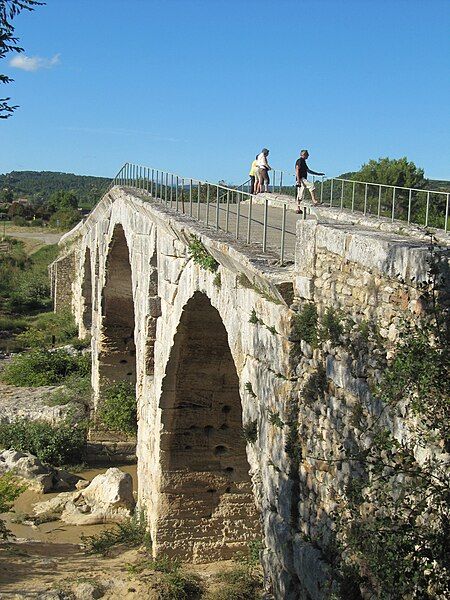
top-left (242, 420), bottom-right (258, 444)
top-left (292, 303), bottom-right (318, 348)
top-left (334, 237), bottom-right (450, 599)
top-left (187, 234), bottom-right (219, 272)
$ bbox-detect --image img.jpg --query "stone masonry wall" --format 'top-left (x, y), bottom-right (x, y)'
top-left (53, 188), bottom-right (449, 600)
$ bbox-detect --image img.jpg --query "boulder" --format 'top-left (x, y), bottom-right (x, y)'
top-left (33, 467), bottom-right (135, 525)
top-left (0, 449), bottom-right (53, 492)
top-left (0, 449), bottom-right (82, 493)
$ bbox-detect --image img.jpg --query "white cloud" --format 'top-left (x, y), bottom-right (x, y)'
top-left (9, 53), bottom-right (61, 72)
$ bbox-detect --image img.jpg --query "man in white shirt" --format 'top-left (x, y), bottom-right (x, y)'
top-left (256, 148), bottom-right (271, 193)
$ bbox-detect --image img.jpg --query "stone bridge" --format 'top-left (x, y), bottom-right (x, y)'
top-left (50, 184), bottom-right (449, 599)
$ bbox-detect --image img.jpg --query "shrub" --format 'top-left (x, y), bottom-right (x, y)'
top-left (1, 348), bottom-right (90, 387)
top-left (188, 234), bottom-right (219, 272)
top-left (320, 307), bottom-right (344, 346)
top-left (293, 304), bottom-right (318, 347)
top-left (207, 566), bottom-right (263, 600)
top-left (98, 381), bottom-right (137, 434)
top-left (45, 373), bottom-right (92, 407)
top-left (49, 208), bottom-right (81, 229)
top-left (243, 420), bottom-right (258, 444)
top-left (82, 512), bottom-right (151, 556)
top-left (0, 418), bottom-right (87, 466)
top-left (0, 473), bottom-right (27, 513)
top-left (16, 310), bottom-right (78, 349)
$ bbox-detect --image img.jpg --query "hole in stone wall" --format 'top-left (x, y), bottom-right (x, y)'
top-left (221, 405), bottom-right (231, 414)
top-left (219, 424), bottom-right (229, 431)
top-left (214, 445), bottom-right (228, 456)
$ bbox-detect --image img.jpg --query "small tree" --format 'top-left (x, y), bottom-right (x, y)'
top-left (352, 157), bottom-right (427, 189)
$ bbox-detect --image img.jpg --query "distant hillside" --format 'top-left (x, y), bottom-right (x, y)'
top-left (0, 171), bottom-right (110, 208)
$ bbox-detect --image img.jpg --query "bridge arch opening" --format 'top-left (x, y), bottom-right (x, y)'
top-left (100, 225), bottom-right (136, 386)
top-left (158, 291), bottom-right (260, 561)
top-left (81, 248), bottom-right (92, 334)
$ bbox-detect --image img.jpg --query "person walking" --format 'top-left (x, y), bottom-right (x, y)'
top-left (249, 155), bottom-right (259, 195)
top-left (295, 149), bottom-right (325, 212)
top-left (256, 148), bottom-right (271, 193)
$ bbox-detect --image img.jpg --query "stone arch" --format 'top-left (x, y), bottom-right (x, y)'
top-left (99, 224), bottom-right (136, 388)
top-left (156, 291), bottom-right (261, 562)
top-left (81, 247), bottom-right (93, 334)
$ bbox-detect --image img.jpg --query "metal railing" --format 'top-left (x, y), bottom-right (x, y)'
top-left (109, 162), bottom-right (296, 263)
top-left (317, 177), bottom-right (449, 231)
top-left (241, 169), bottom-right (449, 232)
top-left (238, 169), bottom-right (290, 195)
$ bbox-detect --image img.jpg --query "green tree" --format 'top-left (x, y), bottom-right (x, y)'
top-left (352, 156), bottom-right (427, 189)
top-left (46, 190), bottom-right (79, 212)
top-left (1, 1), bottom-right (45, 118)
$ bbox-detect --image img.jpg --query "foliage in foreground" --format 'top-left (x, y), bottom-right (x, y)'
top-left (15, 310), bottom-right (79, 350)
top-left (334, 242), bottom-right (450, 599)
top-left (0, 472), bottom-right (28, 540)
top-left (0, 418), bottom-right (87, 466)
top-left (81, 512), bottom-right (151, 556)
top-left (98, 381), bottom-right (137, 434)
top-left (1, 348), bottom-right (90, 387)
top-left (0, 472), bottom-right (27, 513)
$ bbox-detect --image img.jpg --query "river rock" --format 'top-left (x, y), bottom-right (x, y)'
top-left (0, 449), bottom-right (82, 494)
top-left (33, 468), bottom-right (135, 525)
top-left (0, 449), bottom-right (54, 493)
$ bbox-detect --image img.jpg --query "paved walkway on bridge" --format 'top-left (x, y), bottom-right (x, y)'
top-left (123, 187), bottom-right (311, 263)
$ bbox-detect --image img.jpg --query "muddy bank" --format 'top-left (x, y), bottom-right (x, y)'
top-left (1, 464), bottom-right (137, 545)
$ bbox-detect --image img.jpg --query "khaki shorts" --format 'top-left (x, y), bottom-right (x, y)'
top-left (297, 178), bottom-right (315, 201)
top-left (259, 168), bottom-right (269, 185)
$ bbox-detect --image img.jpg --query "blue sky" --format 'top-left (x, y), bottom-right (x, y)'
top-left (1, 0), bottom-right (449, 184)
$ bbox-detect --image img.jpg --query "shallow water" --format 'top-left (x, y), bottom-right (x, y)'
top-left (2, 463), bottom-right (138, 545)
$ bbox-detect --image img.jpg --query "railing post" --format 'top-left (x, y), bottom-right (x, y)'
top-left (320, 176), bottom-right (324, 204)
top-left (189, 179), bottom-right (193, 216)
top-left (150, 169), bottom-right (154, 196)
top-left (225, 191), bottom-right (230, 233)
top-left (181, 178), bottom-right (185, 213)
top-left (425, 191), bottom-right (430, 227)
top-left (170, 174), bottom-right (174, 207)
top-left (340, 179), bottom-right (344, 209)
top-left (197, 181), bottom-right (201, 220)
top-left (351, 181), bottom-right (356, 212)
top-left (206, 183), bottom-right (210, 226)
top-left (378, 185), bottom-right (382, 217)
top-left (215, 186), bottom-right (220, 231)
top-left (407, 189), bottom-right (412, 223)
top-left (279, 171), bottom-right (283, 194)
top-left (247, 195), bottom-right (252, 243)
top-left (175, 176), bottom-right (179, 211)
top-left (236, 191), bottom-right (241, 239)
top-left (330, 178), bottom-right (334, 207)
top-left (391, 188), bottom-right (396, 222)
top-left (445, 194), bottom-right (449, 232)
top-left (262, 197), bottom-right (268, 252)
top-left (165, 172), bottom-right (168, 204)
top-left (280, 203), bottom-right (286, 264)
top-left (364, 183), bottom-right (368, 215)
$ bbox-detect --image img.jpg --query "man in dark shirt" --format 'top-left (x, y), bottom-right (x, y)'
top-left (295, 149), bottom-right (325, 213)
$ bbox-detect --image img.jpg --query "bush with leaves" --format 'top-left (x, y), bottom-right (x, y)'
top-left (334, 239), bottom-right (450, 599)
top-left (98, 381), bottom-right (137, 434)
top-left (0, 418), bottom-right (87, 466)
top-left (1, 348), bottom-right (90, 387)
